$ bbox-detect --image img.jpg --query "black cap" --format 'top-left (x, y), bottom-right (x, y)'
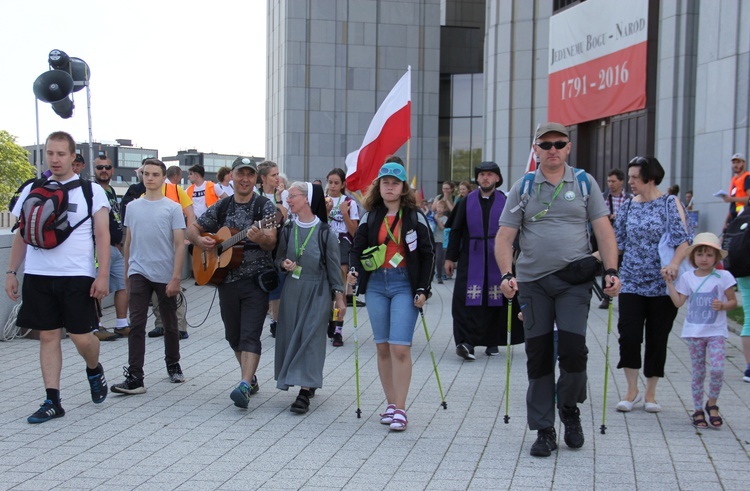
top-left (474, 161), bottom-right (503, 187)
top-left (74, 153), bottom-right (85, 163)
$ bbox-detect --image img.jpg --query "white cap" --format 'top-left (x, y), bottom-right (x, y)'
top-left (731, 153), bottom-right (745, 161)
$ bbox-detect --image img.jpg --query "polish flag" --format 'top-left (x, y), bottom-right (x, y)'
top-left (346, 67), bottom-right (411, 192)
top-left (525, 147), bottom-right (537, 173)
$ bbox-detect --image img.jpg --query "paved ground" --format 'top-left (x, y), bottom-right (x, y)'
top-left (0, 279), bottom-right (749, 490)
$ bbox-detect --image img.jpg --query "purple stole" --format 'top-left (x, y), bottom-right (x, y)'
top-left (465, 190), bottom-right (506, 307)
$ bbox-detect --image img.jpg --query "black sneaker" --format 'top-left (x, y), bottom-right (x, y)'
top-left (485, 346), bottom-right (500, 356)
top-left (111, 367), bottom-right (146, 395)
top-left (27, 400), bottom-right (65, 424)
top-left (87, 363), bottom-right (108, 404)
top-left (530, 427), bottom-right (558, 457)
top-left (559, 406), bottom-right (584, 448)
top-left (332, 332), bottom-right (343, 347)
top-left (167, 363), bottom-right (185, 383)
top-left (456, 343), bottom-right (476, 361)
top-left (148, 327), bottom-right (164, 338)
top-left (270, 321), bottom-right (277, 338)
top-left (179, 331), bottom-right (189, 340)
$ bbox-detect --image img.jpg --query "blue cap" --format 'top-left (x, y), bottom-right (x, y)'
top-left (377, 162), bottom-right (407, 182)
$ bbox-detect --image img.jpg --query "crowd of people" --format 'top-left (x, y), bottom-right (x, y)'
top-left (5, 127), bottom-right (749, 458)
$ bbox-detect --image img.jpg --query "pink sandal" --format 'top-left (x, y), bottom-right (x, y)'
top-left (380, 404), bottom-right (396, 425)
top-left (389, 409), bottom-right (407, 431)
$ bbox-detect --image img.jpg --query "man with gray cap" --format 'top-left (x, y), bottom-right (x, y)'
top-left (496, 122), bottom-right (620, 457)
top-left (445, 161), bottom-right (524, 361)
top-left (721, 152), bottom-right (750, 234)
top-left (188, 157), bottom-right (278, 409)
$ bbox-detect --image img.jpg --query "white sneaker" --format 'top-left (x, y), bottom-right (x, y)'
top-left (615, 392), bottom-right (643, 412)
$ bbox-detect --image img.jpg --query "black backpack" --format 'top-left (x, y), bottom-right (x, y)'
top-left (723, 213), bottom-right (750, 277)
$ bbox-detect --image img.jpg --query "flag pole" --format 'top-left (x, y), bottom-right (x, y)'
top-left (406, 138), bottom-right (411, 178)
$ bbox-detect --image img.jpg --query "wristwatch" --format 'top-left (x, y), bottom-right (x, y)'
top-left (501, 272), bottom-right (514, 283)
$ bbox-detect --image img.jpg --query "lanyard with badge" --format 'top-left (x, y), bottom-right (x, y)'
top-left (530, 180), bottom-right (565, 222)
top-left (292, 223), bottom-right (317, 279)
top-left (384, 210), bottom-right (403, 267)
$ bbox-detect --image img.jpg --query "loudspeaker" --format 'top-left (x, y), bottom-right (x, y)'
top-left (33, 70), bottom-right (75, 119)
top-left (69, 57), bottom-right (90, 92)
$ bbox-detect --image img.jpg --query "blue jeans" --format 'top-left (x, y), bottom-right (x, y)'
top-left (365, 268), bottom-right (418, 346)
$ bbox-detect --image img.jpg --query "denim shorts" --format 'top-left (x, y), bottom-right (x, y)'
top-left (365, 267), bottom-right (418, 345)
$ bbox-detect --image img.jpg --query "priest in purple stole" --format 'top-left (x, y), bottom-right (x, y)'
top-left (445, 162), bottom-right (524, 361)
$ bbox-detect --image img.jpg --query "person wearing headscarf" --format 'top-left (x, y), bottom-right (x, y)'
top-left (445, 161), bottom-right (524, 361)
top-left (275, 182), bottom-right (346, 414)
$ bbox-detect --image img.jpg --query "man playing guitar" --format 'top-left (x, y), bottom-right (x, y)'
top-left (188, 158), bottom-right (277, 409)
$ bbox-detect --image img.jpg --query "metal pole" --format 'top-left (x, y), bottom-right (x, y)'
top-left (34, 98), bottom-right (41, 178)
top-left (86, 83), bottom-right (94, 176)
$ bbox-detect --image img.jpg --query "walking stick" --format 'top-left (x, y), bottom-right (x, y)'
top-left (350, 268), bottom-right (362, 419)
top-left (504, 299), bottom-right (512, 424)
top-left (600, 295), bottom-right (613, 434)
top-left (419, 307), bottom-right (447, 409)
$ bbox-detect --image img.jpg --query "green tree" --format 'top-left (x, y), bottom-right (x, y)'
top-left (0, 130), bottom-right (34, 211)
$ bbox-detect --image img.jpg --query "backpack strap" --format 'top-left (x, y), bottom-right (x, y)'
top-left (511, 168), bottom-right (591, 214)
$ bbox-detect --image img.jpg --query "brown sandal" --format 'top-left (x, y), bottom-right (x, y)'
top-left (691, 410), bottom-right (707, 428)
top-left (705, 403), bottom-right (723, 429)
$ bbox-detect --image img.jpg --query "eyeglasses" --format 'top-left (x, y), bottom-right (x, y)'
top-left (629, 156), bottom-right (648, 166)
top-left (378, 165), bottom-right (406, 179)
top-left (95, 165), bottom-right (113, 171)
top-left (535, 141), bottom-right (569, 151)
top-left (287, 193), bottom-right (304, 200)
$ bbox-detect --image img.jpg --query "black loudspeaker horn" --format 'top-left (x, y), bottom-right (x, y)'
top-left (33, 70), bottom-right (75, 119)
top-left (69, 57), bottom-right (91, 92)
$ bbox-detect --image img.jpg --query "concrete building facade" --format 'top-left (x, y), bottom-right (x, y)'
top-left (267, 0), bottom-right (750, 232)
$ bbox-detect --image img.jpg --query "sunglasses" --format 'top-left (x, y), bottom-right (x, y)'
top-left (535, 141), bottom-right (569, 151)
top-left (378, 166), bottom-right (406, 179)
top-left (95, 165), bottom-right (113, 170)
top-left (629, 156), bottom-right (648, 166)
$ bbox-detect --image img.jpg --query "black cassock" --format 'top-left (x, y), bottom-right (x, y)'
top-left (446, 194), bottom-right (524, 348)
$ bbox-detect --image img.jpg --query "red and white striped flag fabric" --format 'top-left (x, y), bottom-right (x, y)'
top-left (525, 147), bottom-right (537, 173)
top-left (345, 67), bottom-right (411, 192)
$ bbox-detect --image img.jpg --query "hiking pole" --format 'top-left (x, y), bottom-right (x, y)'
top-left (350, 268), bottom-right (362, 419)
top-left (600, 293), bottom-right (613, 434)
top-left (504, 299), bottom-right (512, 424)
top-left (419, 307), bottom-right (447, 409)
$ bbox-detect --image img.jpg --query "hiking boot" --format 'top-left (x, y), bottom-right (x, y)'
top-left (270, 321), bottom-right (277, 338)
top-left (456, 343), bottom-right (476, 361)
top-left (230, 376), bottom-right (259, 408)
top-left (332, 333), bottom-right (344, 347)
top-left (148, 327), bottom-right (164, 338)
top-left (113, 326), bottom-right (131, 337)
top-left (559, 406), bottom-right (584, 449)
top-left (111, 367), bottom-right (146, 395)
top-left (87, 363), bottom-right (108, 404)
top-left (530, 427), bottom-right (558, 457)
top-left (167, 362), bottom-right (185, 383)
top-left (179, 331), bottom-right (189, 340)
top-left (94, 328), bottom-right (119, 341)
top-left (27, 400), bottom-right (65, 424)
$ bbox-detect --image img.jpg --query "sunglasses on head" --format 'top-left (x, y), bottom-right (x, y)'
top-left (95, 165), bottom-right (113, 170)
top-left (379, 166), bottom-right (405, 178)
top-left (629, 156), bottom-right (648, 166)
top-left (535, 141), bottom-right (569, 151)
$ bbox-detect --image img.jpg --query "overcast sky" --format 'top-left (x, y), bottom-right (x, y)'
top-left (0, 0), bottom-right (267, 157)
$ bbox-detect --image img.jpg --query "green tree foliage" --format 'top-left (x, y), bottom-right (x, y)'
top-left (0, 131), bottom-right (34, 211)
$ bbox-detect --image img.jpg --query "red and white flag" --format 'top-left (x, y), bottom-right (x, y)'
top-left (346, 67), bottom-right (411, 192)
top-left (525, 123), bottom-right (541, 173)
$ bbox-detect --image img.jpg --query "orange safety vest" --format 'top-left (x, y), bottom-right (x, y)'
top-left (163, 183), bottom-right (180, 203)
top-left (187, 181), bottom-right (219, 207)
top-left (730, 171), bottom-right (750, 214)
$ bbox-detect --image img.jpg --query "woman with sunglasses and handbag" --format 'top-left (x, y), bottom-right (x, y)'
top-left (347, 159), bottom-right (435, 431)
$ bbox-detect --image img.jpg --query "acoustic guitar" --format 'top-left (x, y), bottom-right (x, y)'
top-left (193, 212), bottom-right (281, 285)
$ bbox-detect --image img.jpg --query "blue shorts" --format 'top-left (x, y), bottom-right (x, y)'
top-left (365, 267), bottom-right (418, 345)
top-left (109, 245), bottom-right (126, 292)
top-left (269, 271), bottom-right (286, 301)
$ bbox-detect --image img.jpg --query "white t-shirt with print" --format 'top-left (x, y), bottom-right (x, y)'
top-left (191, 182), bottom-right (208, 218)
top-left (328, 195), bottom-right (359, 237)
top-left (11, 176), bottom-right (110, 278)
top-left (674, 269), bottom-right (736, 338)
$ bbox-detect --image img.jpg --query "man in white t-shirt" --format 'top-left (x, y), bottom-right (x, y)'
top-left (187, 164), bottom-right (227, 219)
top-left (5, 131), bottom-right (111, 424)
